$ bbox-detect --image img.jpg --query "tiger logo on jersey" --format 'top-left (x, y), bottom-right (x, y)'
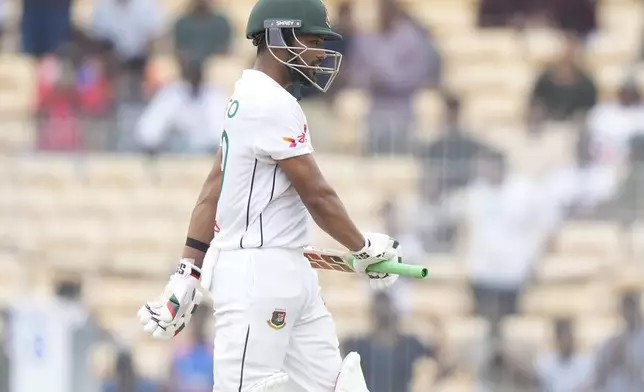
top-left (267, 309), bottom-right (287, 330)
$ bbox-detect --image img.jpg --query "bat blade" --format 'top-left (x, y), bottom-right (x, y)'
top-left (303, 247), bottom-right (355, 273)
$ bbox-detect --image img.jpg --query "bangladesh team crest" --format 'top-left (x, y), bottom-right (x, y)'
top-left (267, 309), bottom-right (287, 330)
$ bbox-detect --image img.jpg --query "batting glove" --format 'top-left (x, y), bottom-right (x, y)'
top-left (137, 259), bottom-right (202, 340)
top-left (351, 232), bottom-right (402, 290)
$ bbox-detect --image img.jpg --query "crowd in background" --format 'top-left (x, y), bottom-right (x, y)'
top-left (2, 0), bottom-right (644, 391)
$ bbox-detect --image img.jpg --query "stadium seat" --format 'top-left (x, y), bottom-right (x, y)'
top-left (83, 154), bottom-right (151, 187)
top-left (332, 89), bottom-right (370, 153)
top-left (423, 254), bottom-right (468, 284)
top-left (206, 55), bottom-right (248, 93)
top-left (14, 155), bottom-right (80, 188)
top-left (501, 315), bottom-right (552, 351)
top-left (556, 222), bottom-right (623, 258)
top-left (85, 276), bottom-right (164, 310)
top-left (462, 92), bottom-right (525, 127)
top-left (522, 28), bottom-right (566, 67)
top-left (133, 340), bottom-right (173, 380)
top-left (441, 317), bottom-right (490, 366)
top-left (432, 372), bottom-right (475, 392)
top-left (414, 89), bottom-right (444, 141)
top-left (575, 316), bottom-right (621, 353)
top-left (520, 283), bottom-right (617, 317)
top-left (407, 284), bottom-right (474, 317)
top-left (0, 54), bottom-right (36, 116)
top-left (535, 254), bottom-right (603, 283)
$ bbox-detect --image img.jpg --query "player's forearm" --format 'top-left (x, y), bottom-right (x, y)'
top-left (182, 196), bottom-right (218, 268)
top-left (182, 155), bottom-right (222, 268)
top-left (304, 187), bottom-right (365, 252)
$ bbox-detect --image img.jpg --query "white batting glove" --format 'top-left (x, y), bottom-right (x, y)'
top-left (137, 259), bottom-right (202, 340)
top-left (351, 232), bottom-right (402, 290)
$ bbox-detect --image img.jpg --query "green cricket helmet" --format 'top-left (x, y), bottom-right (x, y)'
top-left (246, 0), bottom-right (343, 93)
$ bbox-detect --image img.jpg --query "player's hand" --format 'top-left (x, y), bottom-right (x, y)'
top-left (351, 232), bottom-right (402, 290)
top-left (137, 259), bottom-right (202, 340)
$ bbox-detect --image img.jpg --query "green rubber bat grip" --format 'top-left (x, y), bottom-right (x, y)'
top-left (364, 260), bottom-right (428, 279)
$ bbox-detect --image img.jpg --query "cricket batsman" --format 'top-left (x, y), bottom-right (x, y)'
top-left (138, 0), bottom-right (403, 390)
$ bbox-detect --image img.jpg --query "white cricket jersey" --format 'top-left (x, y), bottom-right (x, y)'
top-left (212, 70), bottom-right (314, 250)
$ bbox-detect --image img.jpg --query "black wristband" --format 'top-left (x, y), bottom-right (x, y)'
top-left (186, 237), bottom-right (210, 253)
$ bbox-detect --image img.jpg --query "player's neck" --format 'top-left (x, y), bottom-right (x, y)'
top-left (253, 55), bottom-right (291, 89)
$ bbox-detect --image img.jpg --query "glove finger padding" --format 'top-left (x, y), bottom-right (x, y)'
top-left (138, 260), bottom-right (202, 340)
top-left (367, 240), bottom-right (402, 291)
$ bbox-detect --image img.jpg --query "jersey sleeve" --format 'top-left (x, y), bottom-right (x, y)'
top-left (255, 99), bottom-right (313, 161)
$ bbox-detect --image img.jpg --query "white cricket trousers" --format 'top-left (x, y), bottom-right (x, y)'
top-left (207, 247), bottom-right (343, 392)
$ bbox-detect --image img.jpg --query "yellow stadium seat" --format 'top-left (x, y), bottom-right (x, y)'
top-left (598, 2), bottom-right (643, 41)
top-left (72, 0), bottom-right (94, 28)
top-left (535, 254), bottom-right (603, 283)
top-left (462, 93), bottom-right (525, 127)
top-left (0, 54), bottom-right (36, 116)
top-left (332, 89), bottom-right (370, 153)
top-left (407, 284), bottom-right (474, 318)
top-left (83, 154), bottom-right (151, 187)
top-left (556, 222), bottom-right (623, 258)
top-left (133, 340), bottom-right (172, 380)
top-left (433, 372), bottom-right (475, 392)
top-left (423, 254), bottom-right (468, 284)
top-left (585, 32), bottom-right (637, 70)
top-left (611, 262), bottom-right (644, 291)
top-left (15, 155), bottom-right (80, 188)
top-left (441, 317), bottom-right (490, 365)
top-left (0, 120), bottom-right (36, 152)
top-left (523, 28), bottom-right (566, 67)
top-left (86, 276), bottom-right (164, 310)
top-left (206, 55), bottom-right (248, 93)
top-left (576, 316), bottom-right (621, 353)
top-left (593, 63), bottom-right (629, 100)
top-left (412, 1), bottom-right (476, 35)
top-left (414, 89), bottom-right (444, 141)
top-left (152, 155), bottom-right (213, 190)
top-left (502, 315), bottom-right (552, 350)
top-left (520, 283), bottom-right (617, 317)
top-left (440, 29), bottom-right (521, 62)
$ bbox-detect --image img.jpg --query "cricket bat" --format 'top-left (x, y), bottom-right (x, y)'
top-left (303, 247), bottom-right (428, 279)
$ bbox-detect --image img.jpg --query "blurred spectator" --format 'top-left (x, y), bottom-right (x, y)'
top-left (478, 0), bottom-right (529, 28)
top-left (478, 0), bottom-right (597, 38)
top-left (465, 151), bottom-right (548, 337)
top-left (475, 346), bottom-right (537, 392)
top-left (7, 280), bottom-right (107, 392)
top-left (21, 0), bottom-right (72, 58)
top-left (102, 350), bottom-right (160, 392)
top-left (136, 59), bottom-right (226, 154)
top-left (615, 135), bottom-right (644, 226)
top-left (534, 319), bottom-right (593, 392)
top-left (35, 53), bottom-right (85, 151)
top-left (169, 306), bottom-right (214, 392)
top-left (502, 318), bottom-right (593, 391)
top-left (417, 94), bottom-right (496, 194)
top-left (174, 0), bottom-right (232, 64)
top-left (342, 292), bottom-right (439, 392)
top-left (528, 34), bottom-right (597, 131)
top-left (92, 0), bottom-right (162, 92)
top-left (595, 292), bottom-right (644, 392)
top-left (542, 129), bottom-right (616, 223)
top-left (350, 0), bottom-right (440, 155)
top-left (390, 176), bottom-right (460, 254)
top-left (585, 80), bottom-right (644, 205)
